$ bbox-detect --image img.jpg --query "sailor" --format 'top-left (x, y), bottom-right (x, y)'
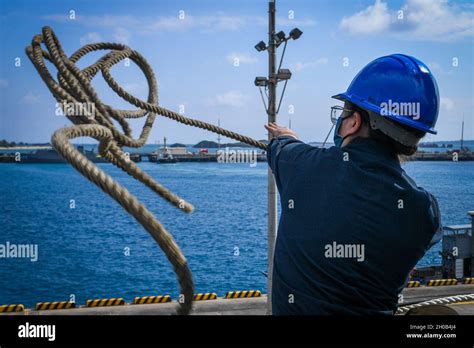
top-left (265, 54), bottom-right (443, 315)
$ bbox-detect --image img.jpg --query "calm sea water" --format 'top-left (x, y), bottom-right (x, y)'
top-left (0, 160), bottom-right (473, 307)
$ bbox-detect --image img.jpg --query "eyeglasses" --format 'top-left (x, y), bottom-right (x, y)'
top-left (321, 105), bottom-right (357, 148)
top-left (330, 105), bottom-right (355, 125)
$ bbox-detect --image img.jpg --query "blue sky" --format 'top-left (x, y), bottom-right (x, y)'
top-left (0, 0), bottom-right (472, 144)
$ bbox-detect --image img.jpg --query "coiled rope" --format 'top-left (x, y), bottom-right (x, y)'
top-left (25, 26), bottom-right (267, 315)
top-left (396, 294), bottom-right (474, 314)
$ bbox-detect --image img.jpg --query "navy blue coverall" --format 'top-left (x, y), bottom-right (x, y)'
top-left (267, 136), bottom-right (442, 315)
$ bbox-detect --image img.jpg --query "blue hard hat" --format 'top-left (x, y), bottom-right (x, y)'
top-left (332, 54), bottom-right (439, 134)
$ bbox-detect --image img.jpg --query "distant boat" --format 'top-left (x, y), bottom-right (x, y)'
top-left (153, 136), bottom-right (179, 164)
top-left (157, 151), bottom-right (178, 164)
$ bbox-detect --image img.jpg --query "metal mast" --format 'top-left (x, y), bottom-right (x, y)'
top-left (266, 0), bottom-right (278, 315)
top-left (254, 0), bottom-right (303, 314)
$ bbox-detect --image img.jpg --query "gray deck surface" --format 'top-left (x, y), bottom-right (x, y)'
top-left (4, 284), bottom-right (474, 315)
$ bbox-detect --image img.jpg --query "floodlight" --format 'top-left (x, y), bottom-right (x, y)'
top-left (254, 76), bottom-right (268, 87)
top-left (277, 69), bottom-right (292, 80)
top-left (254, 41), bottom-right (267, 52)
top-left (289, 28), bottom-right (303, 40)
top-left (274, 30), bottom-right (286, 44)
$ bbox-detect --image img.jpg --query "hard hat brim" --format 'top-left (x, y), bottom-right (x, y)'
top-left (331, 92), bottom-right (437, 135)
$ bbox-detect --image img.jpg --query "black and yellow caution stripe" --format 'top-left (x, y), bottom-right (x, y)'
top-left (406, 281), bottom-right (421, 288)
top-left (86, 298), bottom-right (125, 307)
top-left (0, 304), bottom-right (25, 313)
top-left (193, 293), bottom-right (217, 301)
top-left (224, 290), bottom-right (262, 299)
top-left (132, 295), bottom-right (171, 304)
top-left (426, 279), bottom-right (458, 286)
top-left (36, 301), bottom-right (75, 310)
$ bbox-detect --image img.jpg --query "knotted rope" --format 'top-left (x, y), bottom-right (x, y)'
top-left (26, 26), bottom-right (266, 315)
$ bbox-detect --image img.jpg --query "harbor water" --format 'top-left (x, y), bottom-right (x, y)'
top-left (0, 160), bottom-right (473, 307)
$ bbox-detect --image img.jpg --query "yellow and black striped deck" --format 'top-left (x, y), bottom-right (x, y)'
top-left (36, 301), bottom-right (75, 310)
top-left (0, 304), bottom-right (24, 313)
top-left (426, 279), bottom-right (458, 286)
top-left (406, 281), bottom-right (421, 288)
top-left (193, 293), bottom-right (217, 301)
top-left (463, 278), bottom-right (474, 284)
top-left (225, 290), bottom-right (262, 299)
top-left (133, 295), bottom-right (171, 304)
top-left (86, 298), bottom-right (125, 307)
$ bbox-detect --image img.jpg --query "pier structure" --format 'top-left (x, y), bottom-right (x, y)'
top-left (3, 284), bottom-right (474, 315)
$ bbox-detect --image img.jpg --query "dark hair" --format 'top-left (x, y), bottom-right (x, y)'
top-left (346, 102), bottom-right (425, 157)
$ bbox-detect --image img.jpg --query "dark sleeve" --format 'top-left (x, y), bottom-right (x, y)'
top-left (426, 193), bottom-right (443, 250)
top-left (266, 136), bottom-right (314, 190)
top-left (400, 171), bottom-right (443, 250)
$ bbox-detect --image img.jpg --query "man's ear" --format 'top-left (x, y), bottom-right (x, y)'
top-left (345, 111), bottom-right (363, 137)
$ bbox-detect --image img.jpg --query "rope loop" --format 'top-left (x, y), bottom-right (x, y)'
top-left (25, 27), bottom-right (265, 314)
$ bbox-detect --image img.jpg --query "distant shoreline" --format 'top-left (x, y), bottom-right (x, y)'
top-left (0, 139), bottom-right (472, 151)
top-left (0, 146), bottom-right (52, 150)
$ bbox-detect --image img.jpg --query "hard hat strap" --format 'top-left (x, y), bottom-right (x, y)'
top-left (367, 111), bottom-right (420, 147)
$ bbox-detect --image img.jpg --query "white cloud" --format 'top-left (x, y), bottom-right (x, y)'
top-left (427, 61), bottom-right (441, 72)
top-left (426, 61), bottom-right (453, 75)
top-left (122, 83), bottom-right (146, 96)
top-left (277, 17), bottom-right (317, 27)
top-left (403, 0), bottom-right (474, 41)
top-left (147, 15), bottom-right (191, 31)
top-left (113, 28), bottom-right (131, 44)
top-left (209, 90), bottom-right (247, 107)
top-left (208, 14), bottom-right (247, 31)
top-left (79, 32), bottom-right (103, 45)
top-left (440, 97), bottom-right (454, 111)
top-left (23, 92), bottom-right (41, 104)
top-left (226, 52), bottom-right (258, 65)
top-left (292, 57), bottom-right (328, 71)
top-left (340, 0), bottom-right (391, 35)
top-left (0, 79), bottom-right (8, 88)
top-left (42, 13), bottom-right (316, 34)
top-left (339, 0), bottom-right (474, 41)
top-left (43, 14), bottom-right (246, 33)
top-left (77, 29), bottom-right (131, 46)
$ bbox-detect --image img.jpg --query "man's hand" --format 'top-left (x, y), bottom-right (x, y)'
top-left (264, 122), bottom-right (299, 139)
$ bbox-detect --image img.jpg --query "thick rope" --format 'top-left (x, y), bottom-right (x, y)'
top-left (25, 26), bottom-right (266, 315)
top-left (396, 294), bottom-right (474, 314)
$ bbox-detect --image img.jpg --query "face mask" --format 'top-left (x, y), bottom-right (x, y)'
top-left (333, 116), bottom-right (345, 148)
